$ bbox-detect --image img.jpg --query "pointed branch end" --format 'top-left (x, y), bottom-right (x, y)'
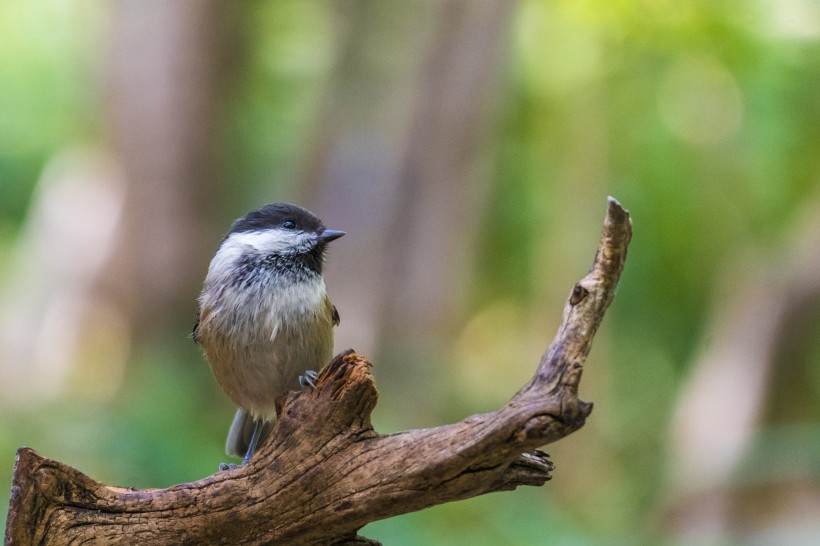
top-left (604, 195), bottom-right (633, 247)
top-left (606, 195), bottom-right (630, 225)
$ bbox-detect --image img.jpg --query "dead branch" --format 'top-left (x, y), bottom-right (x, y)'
top-left (5, 197), bottom-right (631, 545)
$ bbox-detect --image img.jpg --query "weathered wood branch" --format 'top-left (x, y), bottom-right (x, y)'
top-left (5, 197), bottom-right (631, 545)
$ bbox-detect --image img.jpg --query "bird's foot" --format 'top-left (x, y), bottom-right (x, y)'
top-left (218, 462), bottom-right (239, 471)
top-left (298, 370), bottom-right (319, 389)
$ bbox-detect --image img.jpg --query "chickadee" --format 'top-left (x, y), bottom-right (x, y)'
top-left (193, 203), bottom-right (344, 465)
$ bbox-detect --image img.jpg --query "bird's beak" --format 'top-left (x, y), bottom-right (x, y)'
top-left (318, 229), bottom-right (346, 243)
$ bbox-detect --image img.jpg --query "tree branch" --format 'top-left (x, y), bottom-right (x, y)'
top-left (5, 197), bottom-right (631, 545)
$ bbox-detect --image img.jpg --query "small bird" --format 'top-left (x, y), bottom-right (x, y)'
top-left (193, 203), bottom-right (344, 465)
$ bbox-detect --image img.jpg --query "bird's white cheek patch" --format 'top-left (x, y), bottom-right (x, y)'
top-left (230, 229), bottom-right (312, 254)
top-left (207, 229), bottom-right (313, 282)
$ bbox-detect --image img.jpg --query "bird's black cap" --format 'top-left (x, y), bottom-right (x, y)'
top-left (227, 203), bottom-right (325, 237)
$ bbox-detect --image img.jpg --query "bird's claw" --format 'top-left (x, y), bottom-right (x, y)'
top-left (298, 370), bottom-right (319, 389)
top-left (218, 462), bottom-right (239, 471)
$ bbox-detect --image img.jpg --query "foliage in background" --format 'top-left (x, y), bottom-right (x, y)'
top-left (0, 0), bottom-right (101, 235)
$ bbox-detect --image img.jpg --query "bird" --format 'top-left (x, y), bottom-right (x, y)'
top-left (193, 203), bottom-right (344, 465)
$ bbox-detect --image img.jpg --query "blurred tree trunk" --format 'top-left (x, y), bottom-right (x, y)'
top-left (664, 195), bottom-right (820, 542)
top-left (302, 0), bottom-right (515, 422)
top-left (98, 0), bottom-right (238, 338)
top-left (0, 1), bottom-right (240, 403)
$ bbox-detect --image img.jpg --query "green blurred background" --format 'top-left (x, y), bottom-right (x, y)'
top-left (2, 0), bottom-right (819, 543)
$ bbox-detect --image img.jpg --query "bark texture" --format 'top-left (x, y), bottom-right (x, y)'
top-left (5, 198), bottom-right (631, 546)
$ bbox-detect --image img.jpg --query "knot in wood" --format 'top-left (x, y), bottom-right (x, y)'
top-left (569, 283), bottom-right (589, 305)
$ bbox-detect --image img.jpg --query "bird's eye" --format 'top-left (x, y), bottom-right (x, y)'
top-left (282, 220), bottom-right (296, 230)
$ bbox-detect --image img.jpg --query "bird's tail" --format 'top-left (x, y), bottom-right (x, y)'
top-left (225, 408), bottom-right (273, 458)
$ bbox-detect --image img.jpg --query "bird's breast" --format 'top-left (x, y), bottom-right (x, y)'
top-left (197, 272), bottom-right (335, 418)
top-left (203, 271), bottom-right (327, 341)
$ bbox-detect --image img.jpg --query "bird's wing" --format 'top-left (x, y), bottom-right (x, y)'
top-left (332, 305), bottom-right (340, 327)
top-left (192, 305), bottom-right (201, 344)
